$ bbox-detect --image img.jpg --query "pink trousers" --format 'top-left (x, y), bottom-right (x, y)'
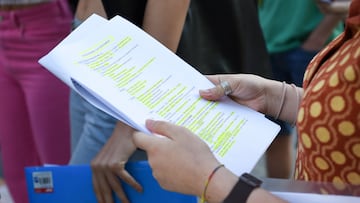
top-left (0, 1), bottom-right (72, 202)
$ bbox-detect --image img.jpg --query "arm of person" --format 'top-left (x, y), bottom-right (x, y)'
top-left (91, 121), bottom-right (141, 203)
top-left (200, 74), bottom-right (303, 125)
top-left (75, 0), bottom-right (107, 20)
top-left (207, 168), bottom-right (287, 203)
top-left (142, 0), bottom-right (190, 52)
top-left (263, 79), bottom-right (303, 125)
top-left (305, 0), bottom-right (351, 51)
top-left (302, 12), bottom-right (345, 51)
top-left (133, 119), bottom-right (287, 203)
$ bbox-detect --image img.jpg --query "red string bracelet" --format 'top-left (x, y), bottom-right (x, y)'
top-left (200, 164), bottom-right (225, 203)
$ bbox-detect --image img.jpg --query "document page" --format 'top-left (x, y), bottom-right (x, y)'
top-left (272, 191), bottom-right (360, 203)
top-left (39, 14), bottom-right (280, 176)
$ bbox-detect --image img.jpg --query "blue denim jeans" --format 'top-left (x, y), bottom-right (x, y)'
top-left (69, 90), bottom-right (146, 164)
top-left (271, 47), bottom-right (317, 87)
top-left (268, 47), bottom-right (318, 135)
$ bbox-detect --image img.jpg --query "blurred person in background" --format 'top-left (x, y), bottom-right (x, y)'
top-left (0, 0), bottom-right (73, 202)
top-left (69, 0), bottom-right (107, 156)
top-left (258, 0), bottom-right (345, 178)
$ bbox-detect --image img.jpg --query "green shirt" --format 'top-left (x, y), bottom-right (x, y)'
top-left (258, 0), bottom-right (343, 53)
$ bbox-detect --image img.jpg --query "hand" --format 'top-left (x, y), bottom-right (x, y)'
top-left (315, 0), bottom-right (350, 15)
top-left (200, 74), bottom-right (269, 114)
top-left (302, 39), bottom-right (325, 52)
top-left (133, 120), bottom-right (285, 203)
top-left (132, 119), bottom-right (221, 196)
top-left (91, 121), bottom-right (142, 203)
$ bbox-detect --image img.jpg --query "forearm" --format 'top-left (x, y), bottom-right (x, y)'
top-left (264, 80), bottom-right (303, 124)
top-left (204, 168), bottom-right (286, 203)
top-left (303, 14), bottom-right (344, 50)
top-left (205, 168), bottom-right (238, 203)
top-left (112, 121), bottom-right (136, 151)
top-left (246, 188), bottom-right (287, 203)
top-left (142, 0), bottom-right (190, 52)
top-left (75, 0), bottom-right (107, 21)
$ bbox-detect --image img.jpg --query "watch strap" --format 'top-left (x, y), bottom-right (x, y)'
top-left (223, 173), bottom-right (262, 203)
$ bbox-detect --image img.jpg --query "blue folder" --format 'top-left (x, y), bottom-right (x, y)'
top-left (25, 161), bottom-right (197, 203)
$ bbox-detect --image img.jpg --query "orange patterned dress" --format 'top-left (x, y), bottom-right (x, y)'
top-left (294, 0), bottom-right (360, 195)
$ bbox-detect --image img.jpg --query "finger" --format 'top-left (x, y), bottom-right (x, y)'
top-left (145, 119), bottom-right (187, 140)
top-left (205, 75), bottom-right (223, 85)
top-left (92, 173), bottom-right (105, 203)
top-left (105, 171), bottom-right (129, 203)
top-left (132, 131), bottom-right (158, 151)
top-left (92, 170), bottom-right (113, 203)
top-left (199, 83), bottom-right (227, 101)
top-left (111, 162), bottom-right (143, 192)
top-left (202, 75), bottom-right (236, 100)
top-left (116, 169), bottom-right (143, 192)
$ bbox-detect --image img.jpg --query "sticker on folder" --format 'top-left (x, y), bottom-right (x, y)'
top-left (25, 161), bottom-right (197, 203)
top-left (32, 171), bottom-right (54, 193)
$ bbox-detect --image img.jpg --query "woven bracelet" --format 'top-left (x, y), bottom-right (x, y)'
top-left (200, 164), bottom-right (225, 203)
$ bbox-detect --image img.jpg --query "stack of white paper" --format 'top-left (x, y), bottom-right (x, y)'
top-left (39, 14), bottom-right (280, 176)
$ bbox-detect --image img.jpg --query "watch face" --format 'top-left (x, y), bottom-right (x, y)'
top-left (240, 173), bottom-right (262, 187)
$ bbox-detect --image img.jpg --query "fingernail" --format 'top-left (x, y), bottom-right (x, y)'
top-left (146, 119), bottom-right (155, 126)
top-left (137, 187), bottom-right (143, 193)
top-left (199, 89), bottom-right (212, 95)
top-left (146, 119), bottom-right (154, 125)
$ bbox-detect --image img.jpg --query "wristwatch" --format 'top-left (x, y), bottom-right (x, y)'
top-left (224, 173), bottom-right (262, 203)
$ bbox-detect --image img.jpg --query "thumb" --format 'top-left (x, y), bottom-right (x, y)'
top-left (146, 119), bottom-right (186, 140)
top-left (132, 131), bottom-right (156, 151)
top-left (199, 85), bottom-right (225, 101)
